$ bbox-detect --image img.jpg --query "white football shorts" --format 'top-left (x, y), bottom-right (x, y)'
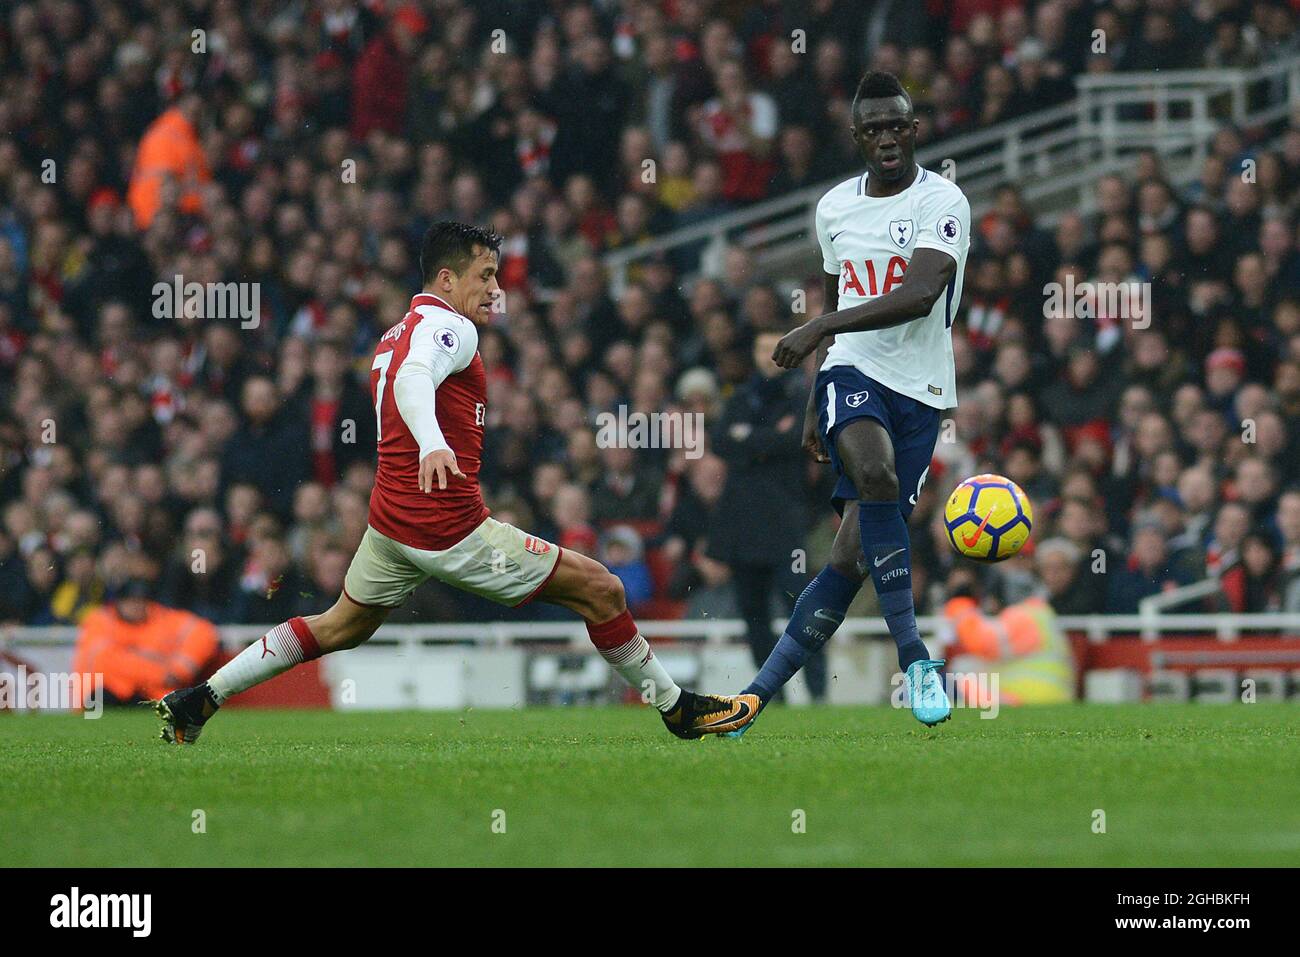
top-left (343, 517), bottom-right (562, 609)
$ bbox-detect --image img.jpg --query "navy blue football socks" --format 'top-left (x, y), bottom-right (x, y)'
top-left (743, 565), bottom-right (860, 703)
top-left (858, 499), bottom-right (928, 671)
top-left (741, 499), bottom-right (930, 702)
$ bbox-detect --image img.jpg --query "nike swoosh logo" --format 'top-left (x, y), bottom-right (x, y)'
top-left (699, 698), bottom-right (752, 730)
top-left (830, 230), bottom-right (845, 241)
top-left (961, 511), bottom-right (994, 548)
top-left (813, 608), bottom-right (845, 624)
top-left (873, 548), bottom-right (906, 568)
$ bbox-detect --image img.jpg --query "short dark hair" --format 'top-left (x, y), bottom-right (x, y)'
top-left (852, 70), bottom-right (911, 117)
top-left (420, 221), bottom-right (503, 285)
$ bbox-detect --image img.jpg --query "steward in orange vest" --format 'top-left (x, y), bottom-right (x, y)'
top-left (126, 95), bottom-right (211, 229)
top-left (72, 579), bottom-right (220, 705)
top-left (941, 569), bottom-right (1076, 707)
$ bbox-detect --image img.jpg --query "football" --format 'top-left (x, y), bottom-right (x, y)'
top-left (943, 474), bottom-right (1034, 562)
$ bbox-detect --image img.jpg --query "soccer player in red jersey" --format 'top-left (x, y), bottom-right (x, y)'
top-left (155, 222), bottom-right (758, 743)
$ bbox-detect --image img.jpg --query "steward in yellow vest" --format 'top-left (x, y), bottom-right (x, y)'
top-left (941, 569), bottom-right (1076, 706)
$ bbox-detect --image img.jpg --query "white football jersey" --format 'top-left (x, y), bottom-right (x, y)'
top-left (815, 166), bottom-right (970, 409)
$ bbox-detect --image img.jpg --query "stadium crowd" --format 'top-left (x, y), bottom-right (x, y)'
top-left (1, 0), bottom-right (1300, 639)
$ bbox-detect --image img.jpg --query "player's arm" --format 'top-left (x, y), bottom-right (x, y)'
top-left (799, 270), bottom-right (840, 462)
top-left (795, 205), bottom-right (842, 460)
top-left (822, 267), bottom-right (840, 315)
top-left (394, 374), bottom-right (463, 492)
top-left (393, 323), bottom-right (474, 492)
top-left (773, 248), bottom-right (956, 368)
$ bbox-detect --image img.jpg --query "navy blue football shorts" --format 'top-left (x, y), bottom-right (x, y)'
top-left (814, 364), bottom-right (942, 519)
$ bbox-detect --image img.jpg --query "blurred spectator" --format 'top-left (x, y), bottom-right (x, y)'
top-left (1034, 537), bottom-right (1094, 616)
top-left (942, 566), bottom-right (1076, 707)
top-left (665, 454), bottom-right (734, 619)
top-left (708, 329), bottom-right (819, 699)
top-left (599, 525), bottom-right (653, 613)
top-left (297, 542), bottom-right (352, 617)
top-left (126, 93), bottom-right (210, 229)
top-left (159, 508), bottom-right (242, 624)
top-left (48, 547), bottom-right (105, 625)
top-left (71, 578), bottom-right (219, 705)
top-left (232, 536), bottom-right (305, 624)
top-left (1221, 529), bottom-right (1283, 612)
top-left (591, 445), bottom-right (661, 524)
top-left (296, 339), bottom-right (377, 486)
top-left (1106, 516), bottom-right (1194, 613)
top-left (691, 58), bottom-right (778, 203)
top-left (222, 377), bottom-right (311, 518)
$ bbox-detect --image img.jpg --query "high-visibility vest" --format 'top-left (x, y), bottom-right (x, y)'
top-left (72, 602), bottom-right (219, 703)
top-left (126, 108), bottom-right (211, 229)
top-left (943, 596), bottom-right (1075, 705)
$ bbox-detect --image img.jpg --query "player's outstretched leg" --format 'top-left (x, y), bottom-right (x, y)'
top-left (839, 418), bottom-right (950, 727)
top-left (536, 548), bottom-right (759, 738)
top-left (154, 595), bottom-right (390, 744)
top-left (724, 505), bottom-right (867, 737)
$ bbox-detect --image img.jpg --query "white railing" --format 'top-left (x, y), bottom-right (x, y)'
top-left (6, 613), bottom-right (1299, 655)
top-left (603, 98), bottom-right (1084, 297)
top-left (1073, 57), bottom-right (1300, 202)
top-left (603, 55), bottom-right (1300, 296)
top-left (1076, 58), bottom-right (1300, 137)
top-left (1138, 577), bottom-right (1224, 629)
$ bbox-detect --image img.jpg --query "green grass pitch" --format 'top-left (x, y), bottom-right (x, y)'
top-left (3, 703), bottom-right (1297, 867)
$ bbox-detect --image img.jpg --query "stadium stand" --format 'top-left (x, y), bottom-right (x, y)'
top-left (1, 0), bottom-right (1299, 654)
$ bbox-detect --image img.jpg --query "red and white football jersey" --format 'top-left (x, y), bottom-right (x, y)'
top-left (367, 293), bottom-right (488, 550)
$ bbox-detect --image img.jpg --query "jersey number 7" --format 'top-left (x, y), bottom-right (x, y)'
top-left (372, 351), bottom-right (393, 442)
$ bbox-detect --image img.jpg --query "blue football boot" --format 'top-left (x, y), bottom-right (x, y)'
top-left (905, 659), bottom-right (951, 726)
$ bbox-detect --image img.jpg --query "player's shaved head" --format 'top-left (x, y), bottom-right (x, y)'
top-left (420, 220), bottom-right (503, 285)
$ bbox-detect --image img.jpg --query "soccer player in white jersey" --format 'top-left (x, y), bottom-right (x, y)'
top-left (154, 222), bottom-right (759, 743)
top-left (728, 72), bottom-right (971, 732)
